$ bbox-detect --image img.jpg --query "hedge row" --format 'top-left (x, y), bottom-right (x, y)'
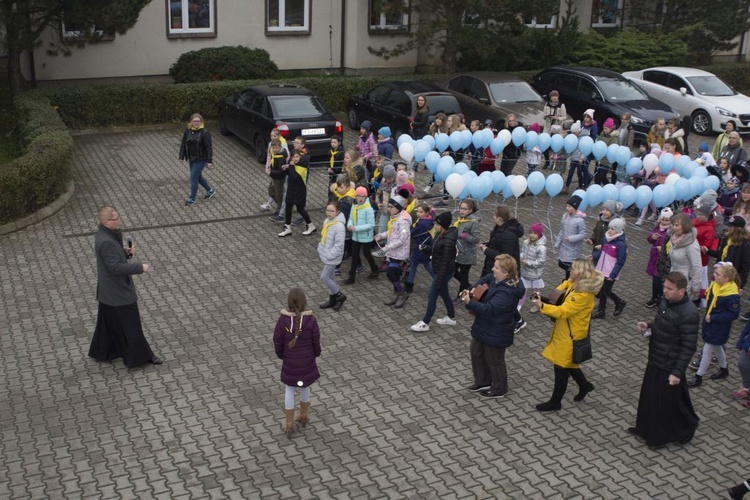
top-left (0, 94), bottom-right (73, 224)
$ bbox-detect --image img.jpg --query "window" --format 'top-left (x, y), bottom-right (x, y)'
top-left (591, 0), bottom-right (622, 27)
top-left (524, 13), bottom-right (556, 29)
top-left (61, 11), bottom-right (112, 40)
top-left (666, 75), bottom-right (689, 93)
top-left (644, 71), bottom-right (669, 87)
top-left (267, 0), bottom-right (310, 33)
top-left (367, 85), bottom-right (392, 105)
top-left (369, 0), bottom-right (409, 32)
top-left (469, 79), bottom-right (490, 101)
top-left (168, 0), bottom-right (216, 37)
top-left (383, 91), bottom-right (410, 115)
top-left (578, 79), bottom-right (600, 100)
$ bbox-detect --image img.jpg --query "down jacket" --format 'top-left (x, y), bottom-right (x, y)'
top-left (668, 229), bottom-right (702, 299)
top-left (273, 310), bottom-right (321, 388)
top-left (646, 294), bottom-right (699, 378)
top-left (555, 211), bottom-right (588, 263)
top-left (317, 212), bottom-right (346, 265)
top-left (467, 274), bottom-right (525, 348)
top-left (520, 235), bottom-right (547, 281)
top-left (347, 199), bottom-right (375, 243)
top-left (455, 214), bottom-right (481, 266)
top-left (481, 218), bottom-right (524, 275)
top-left (430, 227), bottom-right (458, 289)
top-left (377, 211), bottom-right (412, 261)
top-left (539, 272), bottom-right (604, 368)
top-left (702, 288), bottom-right (740, 345)
top-left (709, 238), bottom-right (750, 288)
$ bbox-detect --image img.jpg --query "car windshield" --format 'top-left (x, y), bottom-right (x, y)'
top-left (423, 95), bottom-right (461, 115)
top-left (269, 95), bottom-right (328, 119)
top-left (488, 82), bottom-right (543, 103)
top-left (597, 79), bottom-right (649, 101)
top-left (686, 76), bottom-right (736, 97)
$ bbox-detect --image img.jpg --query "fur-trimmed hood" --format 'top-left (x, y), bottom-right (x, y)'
top-left (573, 271), bottom-right (605, 294)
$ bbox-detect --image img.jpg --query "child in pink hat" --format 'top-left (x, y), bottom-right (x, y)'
top-left (520, 222), bottom-right (548, 313)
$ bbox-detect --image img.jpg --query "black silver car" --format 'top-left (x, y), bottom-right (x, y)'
top-left (531, 66), bottom-right (679, 141)
top-left (346, 81), bottom-right (461, 137)
top-left (218, 84), bottom-right (343, 162)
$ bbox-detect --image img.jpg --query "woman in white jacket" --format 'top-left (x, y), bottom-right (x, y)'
top-left (667, 213), bottom-right (703, 302)
top-left (318, 202), bottom-right (347, 311)
top-left (375, 194), bottom-right (412, 308)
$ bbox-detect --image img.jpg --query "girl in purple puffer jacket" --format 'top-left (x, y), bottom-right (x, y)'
top-left (592, 217), bottom-right (628, 320)
top-left (645, 207), bottom-right (673, 307)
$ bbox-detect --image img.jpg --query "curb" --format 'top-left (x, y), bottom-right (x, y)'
top-left (0, 179), bottom-right (75, 236)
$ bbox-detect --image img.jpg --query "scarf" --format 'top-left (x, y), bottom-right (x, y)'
top-left (350, 199), bottom-right (371, 224)
top-left (294, 163), bottom-right (308, 184)
top-left (705, 280), bottom-right (739, 317)
top-left (405, 196), bottom-right (417, 215)
top-left (605, 231), bottom-right (623, 242)
top-left (334, 188), bottom-right (356, 201)
top-left (329, 148), bottom-right (340, 169)
top-left (387, 211), bottom-right (409, 235)
top-left (721, 238), bottom-right (733, 260)
top-left (321, 219), bottom-right (342, 245)
top-left (189, 123), bottom-right (204, 131)
top-left (452, 217), bottom-right (473, 229)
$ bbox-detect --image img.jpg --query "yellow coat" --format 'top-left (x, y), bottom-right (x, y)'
top-left (539, 272), bottom-right (604, 368)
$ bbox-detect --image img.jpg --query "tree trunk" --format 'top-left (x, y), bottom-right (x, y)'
top-left (1, 1), bottom-right (29, 98)
top-left (6, 47), bottom-right (29, 98)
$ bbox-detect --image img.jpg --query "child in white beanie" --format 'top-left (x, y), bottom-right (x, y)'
top-left (591, 218), bottom-right (628, 319)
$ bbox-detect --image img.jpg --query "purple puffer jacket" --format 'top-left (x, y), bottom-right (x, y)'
top-left (273, 310), bottom-right (321, 388)
top-left (646, 224), bottom-right (670, 277)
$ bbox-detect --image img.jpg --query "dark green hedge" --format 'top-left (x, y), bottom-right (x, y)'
top-left (169, 46), bottom-right (279, 83)
top-left (0, 94), bottom-right (73, 224)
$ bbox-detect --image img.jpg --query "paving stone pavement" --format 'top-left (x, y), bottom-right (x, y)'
top-left (1, 123), bottom-right (749, 499)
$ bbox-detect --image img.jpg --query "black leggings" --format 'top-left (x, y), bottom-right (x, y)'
top-left (284, 203), bottom-right (311, 225)
top-left (454, 264), bottom-right (472, 292)
top-left (558, 260), bottom-right (572, 280)
top-left (597, 278), bottom-right (623, 313)
top-left (386, 259), bottom-right (404, 292)
top-left (350, 240), bottom-right (377, 276)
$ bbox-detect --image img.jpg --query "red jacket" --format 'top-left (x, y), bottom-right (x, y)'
top-left (693, 218), bottom-right (718, 266)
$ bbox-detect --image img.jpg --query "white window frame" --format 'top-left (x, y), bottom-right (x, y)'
top-left (61, 13), bottom-right (107, 40)
top-left (167, 0), bottom-right (216, 36)
top-left (591, 0), bottom-right (623, 28)
top-left (369, 0), bottom-right (409, 31)
top-left (525, 15), bottom-right (557, 29)
top-left (266, 0), bottom-right (310, 33)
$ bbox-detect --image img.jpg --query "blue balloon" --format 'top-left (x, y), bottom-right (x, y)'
top-left (414, 140), bottom-right (431, 163)
top-left (421, 134), bottom-right (435, 150)
top-left (652, 184), bottom-right (674, 207)
top-left (564, 134), bottom-right (579, 154)
top-left (704, 175), bottom-right (721, 192)
top-left (659, 152), bottom-right (675, 174)
top-left (692, 166), bottom-right (708, 179)
top-left (690, 177), bottom-right (705, 197)
top-left (490, 137), bottom-right (504, 155)
top-left (450, 131), bottom-right (464, 151)
top-left (436, 156), bottom-right (455, 181)
top-left (527, 171), bottom-right (545, 195)
top-left (572, 189), bottom-right (588, 211)
top-left (397, 134), bottom-right (413, 148)
top-left (545, 173), bottom-right (564, 198)
top-left (502, 175), bottom-right (515, 198)
top-left (491, 170), bottom-right (506, 194)
top-left (586, 184), bottom-right (603, 206)
top-left (601, 183), bottom-right (619, 204)
top-left (591, 140), bottom-right (607, 160)
top-left (676, 154), bottom-right (691, 170)
top-left (511, 127), bottom-right (526, 147)
top-left (606, 143), bottom-right (619, 164)
top-left (626, 157), bottom-right (643, 175)
top-left (454, 162), bottom-right (469, 175)
top-left (683, 161), bottom-right (697, 179)
top-left (635, 185), bottom-right (653, 209)
top-left (461, 129), bottom-right (473, 150)
top-left (616, 146), bottom-right (631, 166)
top-left (618, 185), bottom-right (637, 208)
top-left (674, 178), bottom-right (691, 201)
top-left (578, 136), bottom-right (594, 156)
top-left (537, 133), bottom-right (551, 153)
top-left (459, 173), bottom-right (473, 200)
top-left (435, 133), bottom-right (449, 153)
top-left (425, 151), bottom-right (440, 173)
top-left (469, 176), bottom-right (492, 200)
top-left (524, 131), bottom-right (539, 150)
top-left (472, 131), bottom-right (484, 149)
top-left (550, 134), bottom-right (565, 153)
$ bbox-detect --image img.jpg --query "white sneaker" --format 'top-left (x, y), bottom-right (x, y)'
top-left (302, 223), bottom-right (316, 235)
top-left (635, 218), bottom-right (644, 226)
top-left (422, 185), bottom-right (432, 194)
top-left (372, 249), bottom-right (385, 258)
top-left (436, 316), bottom-right (456, 326)
top-left (278, 225), bottom-right (292, 237)
top-left (260, 202), bottom-right (271, 211)
top-left (529, 305), bottom-right (539, 313)
top-left (411, 320), bottom-right (430, 332)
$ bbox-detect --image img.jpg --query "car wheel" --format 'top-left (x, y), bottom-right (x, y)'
top-left (254, 135), bottom-right (266, 164)
top-left (347, 108), bottom-right (359, 130)
top-left (218, 111), bottom-right (232, 136)
top-left (691, 110), bottom-right (712, 135)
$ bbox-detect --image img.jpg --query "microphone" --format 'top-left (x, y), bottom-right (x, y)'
top-left (126, 236), bottom-right (133, 259)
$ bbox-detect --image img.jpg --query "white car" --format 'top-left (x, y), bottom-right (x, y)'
top-left (622, 66), bottom-right (750, 135)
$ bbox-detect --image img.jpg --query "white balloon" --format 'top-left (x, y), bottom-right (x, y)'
top-left (498, 129), bottom-right (512, 148)
top-left (510, 176), bottom-right (528, 198)
top-left (445, 173), bottom-right (466, 199)
top-left (398, 142), bottom-right (414, 162)
top-left (665, 173), bottom-right (680, 186)
top-left (643, 153), bottom-right (659, 176)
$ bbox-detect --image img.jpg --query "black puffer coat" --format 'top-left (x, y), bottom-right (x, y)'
top-left (482, 219), bottom-right (524, 275)
top-left (430, 227), bottom-right (458, 289)
top-left (646, 294), bottom-right (699, 377)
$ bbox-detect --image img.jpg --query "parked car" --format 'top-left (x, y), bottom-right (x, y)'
top-left (346, 81), bottom-right (462, 138)
top-left (622, 67), bottom-right (750, 135)
top-left (217, 83), bottom-right (343, 162)
top-left (444, 72), bottom-right (568, 129)
top-left (531, 66), bottom-right (679, 142)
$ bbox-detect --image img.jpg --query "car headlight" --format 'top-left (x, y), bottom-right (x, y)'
top-left (630, 116), bottom-right (645, 124)
top-left (717, 107), bottom-right (737, 118)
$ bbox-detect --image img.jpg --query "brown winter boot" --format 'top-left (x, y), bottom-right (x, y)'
top-left (284, 409), bottom-right (295, 437)
top-left (298, 402), bottom-right (310, 428)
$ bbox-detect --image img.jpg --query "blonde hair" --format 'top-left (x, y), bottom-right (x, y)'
top-left (570, 258), bottom-right (597, 282)
top-left (494, 254), bottom-right (518, 279)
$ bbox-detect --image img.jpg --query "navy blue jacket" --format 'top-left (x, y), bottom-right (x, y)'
top-left (410, 217), bottom-right (434, 264)
top-left (467, 274), bottom-right (525, 348)
top-left (702, 292), bottom-right (741, 345)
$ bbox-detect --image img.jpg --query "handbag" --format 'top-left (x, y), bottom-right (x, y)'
top-left (567, 319), bottom-right (592, 364)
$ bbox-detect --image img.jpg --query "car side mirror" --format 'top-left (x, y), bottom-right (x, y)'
top-left (478, 97), bottom-right (490, 105)
top-left (679, 87), bottom-right (687, 96)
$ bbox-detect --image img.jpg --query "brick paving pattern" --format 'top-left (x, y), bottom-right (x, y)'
top-left (1, 124), bottom-right (748, 499)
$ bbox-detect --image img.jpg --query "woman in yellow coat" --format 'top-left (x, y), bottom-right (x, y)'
top-left (530, 259), bottom-right (604, 412)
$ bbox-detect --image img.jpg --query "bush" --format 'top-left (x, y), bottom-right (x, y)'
top-left (169, 46), bottom-right (279, 83)
top-left (0, 93), bottom-right (73, 224)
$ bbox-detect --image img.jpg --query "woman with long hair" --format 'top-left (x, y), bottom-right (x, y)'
top-left (530, 259), bottom-right (604, 412)
top-left (411, 95), bottom-right (430, 139)
top-left (179, 113), bottom-right (215, 206)
top-left (273, 288), bottom-right (321, 437)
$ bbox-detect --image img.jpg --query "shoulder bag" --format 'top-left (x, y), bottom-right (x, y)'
top-left (567, 318), bottom-right (592, 364)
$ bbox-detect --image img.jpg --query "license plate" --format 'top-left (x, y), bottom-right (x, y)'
top-left (302, 128), bottom-right (325, 136)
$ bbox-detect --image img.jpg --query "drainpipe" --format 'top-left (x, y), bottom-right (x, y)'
top-left (339, 0), bottom-right (346, 75)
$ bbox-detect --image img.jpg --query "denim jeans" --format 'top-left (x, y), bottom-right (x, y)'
top-left (407, 258), bottom-right (435, 285)
top-left (423, 280), bottom-right (454, 324)
top-left (189, 160), bottom-right (212, 199)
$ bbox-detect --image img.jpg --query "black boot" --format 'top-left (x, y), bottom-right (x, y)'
top-left (366, 270), bottom-right (379, 280)
top-left (536, 367), bottom-right (568, 412)
top-left (341, 276), bottom-right (356, 285)
top-left (570, 369), bottom-right (594, 402)
top-left (404, 282), bottom-right (414, 294)
top-left (710, 367), bottom-right (729, 380)
top-left (394, 292), bottom-right (409, 309)
top-left (332, 292), bottom-right (347, 311)
top-left (688, 374), bottom-right (703, 388)
top-left (729, 481), bottom-right (750, 500)
top-left (384, 294), bottom-right (399, 306)
top-left (320, 295), bottom-right (335, 309)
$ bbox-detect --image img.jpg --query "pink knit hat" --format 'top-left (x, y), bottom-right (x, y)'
top-left (529, 222), bottom-right (544, 238)
top-left (529, 122), bottom-right (541, 134)
top-left (603, 118), bottom-right (615, 130)
top-left (355, 186), bottom-right (368, 197)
